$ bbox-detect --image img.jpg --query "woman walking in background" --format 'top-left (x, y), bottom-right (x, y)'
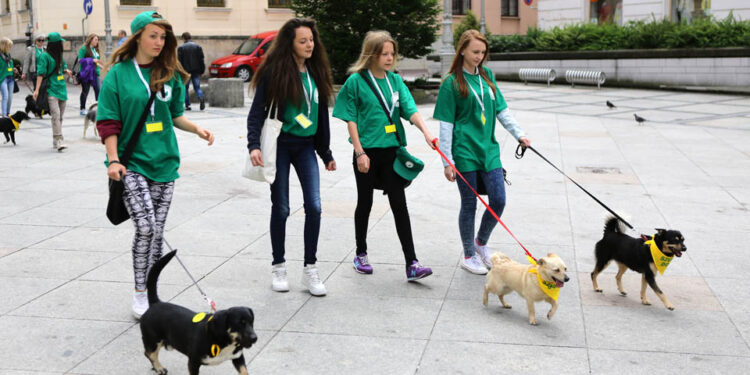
top-left (78, 33), bottom-right (103, 115)
top-left (33, 32), bottom-right (72, 151)
top-left (0, 37), bottom-right (15, 117)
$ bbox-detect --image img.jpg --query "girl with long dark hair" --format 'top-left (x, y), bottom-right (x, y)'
top-left (247, 18), bottom-right (335, 296)
top-left (96, 11), bottom-right (214, 318)
top-left (33, 32), bottom-right (72, 151)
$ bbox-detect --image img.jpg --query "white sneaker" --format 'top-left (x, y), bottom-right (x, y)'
top-left (474, 239), bottom-right (492, 269)
top-left (302, 264), bottom-right (327, 296)
top-left (460, 254), bottom-right (488, 275)
top-left (272, 263), bottom-right (290, 292)
top-left (132, 291), bottom-right (149, 319)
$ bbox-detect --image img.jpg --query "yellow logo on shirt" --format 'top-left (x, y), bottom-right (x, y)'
top-left (146, 122), bottom-right (163, 133)
top-left (384, 124), bottom-right (396, 133)
top-left (7, 68), bottom-right (11, 72)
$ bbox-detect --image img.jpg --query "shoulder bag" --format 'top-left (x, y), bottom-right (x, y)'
top-left (242, 102), bottom-right (282, 184)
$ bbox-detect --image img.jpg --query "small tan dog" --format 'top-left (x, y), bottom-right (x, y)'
top-left (483, 252), bottom-right (569, 325)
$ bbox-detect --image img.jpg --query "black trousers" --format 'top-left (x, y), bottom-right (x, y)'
top-left (353, 147), bottom-right (417, 266)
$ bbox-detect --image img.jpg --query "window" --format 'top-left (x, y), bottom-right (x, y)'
top-left (501, 0), bottom-right (518, 17)
top-left (121, 0), bottom-right (152, 5)
top-left (589, 0), bottom-right (622, 25)
top-left (198, 0), bottom-right (225, 6)
top-left (1, 0), bottom-right (9, 14)
top-left (452, 0), bottom-right (471, 15)
top-left (20, 0), bottom-right (30, 10)
top-left (268, 0), bottom-right (291, 8)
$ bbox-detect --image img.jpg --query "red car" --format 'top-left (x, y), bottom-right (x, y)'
top-left (209, 30), bottom-right (276, 82)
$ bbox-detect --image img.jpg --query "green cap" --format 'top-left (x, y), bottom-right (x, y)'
top-left (393, 147), bottom-right (424, 181)
top-left (131, 11), bottom-right (164, 35)
top-left (47, 32), bottom-right (65, 43)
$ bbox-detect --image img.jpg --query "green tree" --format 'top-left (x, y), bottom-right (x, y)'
top-left (292, 0), bottom-right (441, 83)
top-left (453, 10), bottom-right (481, 48)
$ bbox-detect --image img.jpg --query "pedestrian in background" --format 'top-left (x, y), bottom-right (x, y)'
top-left (22, 33), bottom-right (45, 91)
top-left (177, 32), bottom-right (206, 111)
top-left (96, 11), bottom-right (214, 318)
top-left (117, 29), bottom-right (128, 47)
top-left (33, 32), bottom-right (72, 151)
top-left (78, 33), bottom-right (103, 116)
top-left (247, 18), bottom-right (335, 296)
top-left (0, 37), bottom-right (15, 117)
top-left (332, 30), bottom-right (435, 282)
top-left (434, 30), bottom-right (531, 275)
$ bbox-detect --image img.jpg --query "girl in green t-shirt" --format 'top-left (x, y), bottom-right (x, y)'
top-left (0, 37), bottom-right (15, 117)
top-left (77, 33), bottom-right (103, 115)
top-left (247, 18), bottom-right (336, 296)
top-left (332, 30), bottom-right (435, 281)
top-left (433, 30), bottom-right (532, 276)
top-left (97, 11), bottom-right (214, 319)
top-left (33, 32), bottom-right (73, 151)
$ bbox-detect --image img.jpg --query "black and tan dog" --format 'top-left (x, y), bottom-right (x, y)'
top-left (0, 111), bottom-right (30, 146)
top-left (24, 94), bottom-right (45, 118)
top-left (591, 216), bottom-right (686, 310)
top-left (140, 250), bottom-right (257, 375)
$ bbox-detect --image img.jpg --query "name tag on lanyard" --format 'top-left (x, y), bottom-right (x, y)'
top-left (384, 124), bottom-right (396, 133)
top-left (146, 122), bottom-right (163, 133)
top-left (469, 76), bottom-right (487, 126)
top-left (7, 67), bottom-right (11, 72)
top-left (57, 75), bottom-right (64, 81)
top-left (295, 113), bottom-right (312, 129)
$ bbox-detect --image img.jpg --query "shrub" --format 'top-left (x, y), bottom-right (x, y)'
top-left (453, 10), bottom-right (481, 48)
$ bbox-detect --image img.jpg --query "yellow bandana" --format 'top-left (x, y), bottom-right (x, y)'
top-left (527, 261), bottom-right (560, 301)
top-left (10, 117), bottom-right (19, 131)
top-left (647, 239), bottom-right (673, 275)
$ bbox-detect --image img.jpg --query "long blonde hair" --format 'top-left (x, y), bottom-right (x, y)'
top-left (347, 30), bottom-right (399, 74)
top-left (448, 30), bottom-right (495, 98)
top-left (82, 33), bottom-right (101, 57)
top-left (108, 20), bottom-right (187, 91)
top-left (0, 38), bottom-right (13, 54)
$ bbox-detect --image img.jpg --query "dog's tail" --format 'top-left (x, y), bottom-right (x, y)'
top-left (146, 250), bottom-right (177, 305)
top-left (490, 252), bottom-right (511, 267)
top-left (603, 215), bottom-right (628, 234)
top-left (87, 102), bottom-right (98, 111)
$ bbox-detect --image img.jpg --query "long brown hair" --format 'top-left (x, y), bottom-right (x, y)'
top-left (448, 30), bottom-right (495, 98)
top-left (347, 30), bottom-right (398, 74)
top-left (108, 20), bottom-right (187, 91)
top-left (83, 33), bottom-right (101, 58)
top-left (251, 18), bottom-right (333, 107)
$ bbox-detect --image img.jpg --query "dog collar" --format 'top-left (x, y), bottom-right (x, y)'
top-left (646, 238), bottom-right (673, 275)
top-left (528, 267), bottom-right (560, 301)
top-left (10, 117), bottom-right (19, 130)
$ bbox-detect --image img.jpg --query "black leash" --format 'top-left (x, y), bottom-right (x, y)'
top-left (515, 144), bottom-right (634, 230)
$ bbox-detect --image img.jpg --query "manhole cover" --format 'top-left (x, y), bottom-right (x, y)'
top-left (576, 166), bottom-right (622, 174)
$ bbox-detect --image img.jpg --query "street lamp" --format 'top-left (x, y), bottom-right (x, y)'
top-left (440, 0), bottom-right (454, 76)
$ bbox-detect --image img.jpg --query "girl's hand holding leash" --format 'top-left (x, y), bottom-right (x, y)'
top-left (444, 166), bottom-right (456, 182)
top-left (107, 161), bottom-right (127, 181)
top-left (519, 137), bottom-right (531, 147)
top-left (423, 130), bottom-right (436, 150)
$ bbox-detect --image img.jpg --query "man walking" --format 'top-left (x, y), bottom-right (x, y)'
top-left (21, 33), bottom-right (45, 90)
top-left (177, 32), bottom-right (206, 111)
top-left (116, 30), bottom-right (127, 47)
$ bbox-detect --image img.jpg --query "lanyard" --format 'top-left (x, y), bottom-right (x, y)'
top-left (133, 59), bottom-right (155, 118)
top-left (301, 67), bottom-right (313, 118)
top-left (465, 67), bottom-right (485, 114)
top-left (367, 70), bottom-right (395, 118)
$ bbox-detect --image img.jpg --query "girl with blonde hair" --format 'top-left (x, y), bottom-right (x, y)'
top-left (96, 11), bottom-right (214, 318)
top-left (0, 37), bottom-right (15, 116)
top-left (333, 30), bottom-right (435, 282)
top-left (434, 29), bottom-right (531, 275)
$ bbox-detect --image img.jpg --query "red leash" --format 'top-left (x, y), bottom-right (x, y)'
top-left (431, 139), bottom-right (537, 263)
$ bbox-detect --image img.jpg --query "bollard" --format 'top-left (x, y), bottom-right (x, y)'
top-left (208, 78), bottom-right (245, 108)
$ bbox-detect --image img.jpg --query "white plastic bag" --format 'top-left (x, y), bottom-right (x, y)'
top-left (242, 110), bottom-right (282, 184)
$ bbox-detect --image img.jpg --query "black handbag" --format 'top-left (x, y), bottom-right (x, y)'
top-left (12, 80), bottom-right (18, 93)
top-left (106, 91), bottom-right (158, 225)
top-left (35, 70), bottom-right (54, 114)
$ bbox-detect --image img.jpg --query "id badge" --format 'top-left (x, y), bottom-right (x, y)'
top-left (295, 113), bottom-right (312, 129)
top-left (384, 124), bottom-right (396, 133)
top-left (57, 75), bottom-right (64, 81)
top-left (7, 67), bottom-right (11, 72)
top-left (481, 113), bottom-right (486, 126)
top-left (146, 122), bottom-right (163, 133)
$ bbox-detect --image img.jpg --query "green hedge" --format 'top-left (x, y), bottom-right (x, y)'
top-left (489, 15), bottom-right (750, 53)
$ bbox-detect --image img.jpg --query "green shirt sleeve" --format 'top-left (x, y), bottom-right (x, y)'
top-left (394, 74), bottom-right (418, 121)
top-left (169, 74), bottom-right (185, 118)
top-left (433, 76), bottom-right (456, 123)
top-left (96, 67), bottom-right (121, 122)
top-left (332, 75), bottom-right (358, 123)
top-left (36, 53), bottom-right (49, 76)
top-left (78, 46), bottom-right (86, 60)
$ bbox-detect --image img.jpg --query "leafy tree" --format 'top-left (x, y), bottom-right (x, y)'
top-left (292, 0), bottom-right (441, 83)
top-left (453, 10), bottom-right (481, 47)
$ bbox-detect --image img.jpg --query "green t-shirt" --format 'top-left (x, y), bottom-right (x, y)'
top-left (36, 52), bottom-right (68, 101)
top-left (433, 66), bottom-right (508, 172)
top-left (332, 71), bottom-right (418, 149)
top-left (0, 55), bottom-right (13, 81)
top-left (35, 47), bottom-right (43, 59)
top-left (97, 59), bottom-right (186, 182)
top-left (78, 45), bottom-right (100, 75)
top-left (281, 71), bottom-right (318, 137)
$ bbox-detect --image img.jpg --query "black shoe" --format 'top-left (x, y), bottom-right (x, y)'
top-left (185, 106), bottom-right (192, 111)
top-left (199, 98), bottom-right (206, 111)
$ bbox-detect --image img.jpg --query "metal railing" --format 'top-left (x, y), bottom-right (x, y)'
top-left (565, 70), bottom-right (606, 88)
top-left (518, 68), bottom-right (556, 87)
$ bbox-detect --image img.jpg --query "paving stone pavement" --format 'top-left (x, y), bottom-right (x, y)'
top-left (1, 81), bottom-right (749, 374)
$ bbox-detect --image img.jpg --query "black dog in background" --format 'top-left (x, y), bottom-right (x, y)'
top-left (25, 94), bottom-right (45, 118)
top-left (140, 250), bottom-right (257, 375)
top-left (0, 111), bottom-right (31, 146)
top-left (591, 216), bottom-right (686, 310)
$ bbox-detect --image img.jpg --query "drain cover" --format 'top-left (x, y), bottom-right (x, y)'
top-left (576, 166), bottom-right (622, 174)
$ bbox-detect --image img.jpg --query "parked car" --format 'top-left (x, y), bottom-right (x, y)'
top-left (209, 30), bottom-right (276, 82)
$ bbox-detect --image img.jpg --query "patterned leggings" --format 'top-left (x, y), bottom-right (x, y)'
top-left (122, 171), bottom-right (175, 291)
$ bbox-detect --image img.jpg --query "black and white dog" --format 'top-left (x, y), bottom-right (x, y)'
top-left (0, 111), bottom-right (31, 146)
top-left (140, 250), bottom-right (257, 375)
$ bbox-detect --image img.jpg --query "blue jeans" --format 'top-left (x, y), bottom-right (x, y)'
top-left (184, 73), bottom-right (203, 107)
top-left (80, 76), bottom-right (100, 110)
top-left (270, 133), bottom-right (321, 266)
top-left (456, 168), bottom-right (506, 257)
top-left (1, 76), bottom-right (13, 116)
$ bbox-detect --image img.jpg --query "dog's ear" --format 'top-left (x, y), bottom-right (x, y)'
top-left (537, 257), bottom-right (545, 266)
top-left (655, 228), bottom-right (666, 235)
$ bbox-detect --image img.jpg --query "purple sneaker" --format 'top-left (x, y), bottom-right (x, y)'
top-left (353, 253), bottom-right (373, 274)
top-left (406, 260), bottom-right (432, 281)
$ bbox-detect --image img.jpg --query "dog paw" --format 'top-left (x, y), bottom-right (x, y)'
top-left (594, 288), bottom-right (603, 293)
top-left (502, 304), bottom-right (512, 309)
top-left (529, 319), bottom-right (538, 326)
top-left (642, 299), bottom-right (651, 306)
top-left (619, 291), bottom-right (628, 296)
top-left (667, 305), bottom-right (675, 311)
